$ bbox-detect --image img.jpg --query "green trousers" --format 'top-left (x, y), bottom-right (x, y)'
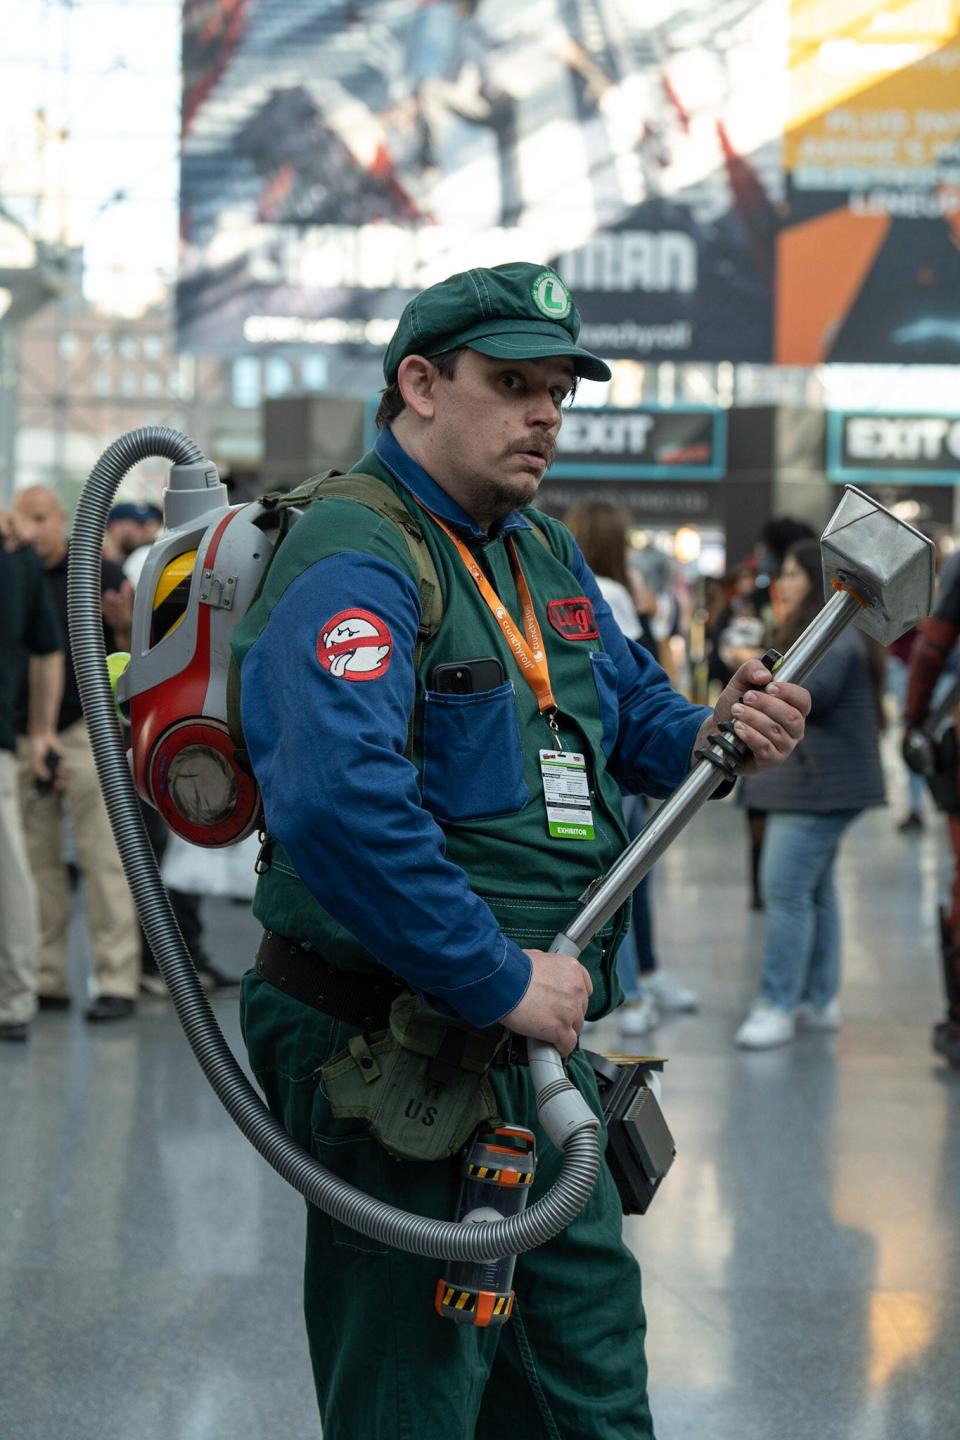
top-left (241, 972), bottom-right (656, 1440)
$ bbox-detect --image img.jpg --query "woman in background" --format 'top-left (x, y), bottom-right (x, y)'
top-left (565, 499), bottom-right (698, 1036)
top-left (735, 539), bottom-right (886, 1048)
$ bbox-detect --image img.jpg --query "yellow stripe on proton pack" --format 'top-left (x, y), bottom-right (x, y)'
top-left (154, 550), bottom-right (198, 608)
top-left (151, 550), bottom-right (198, 643)
top-left (467, 1165), bottom-right (535, 1184)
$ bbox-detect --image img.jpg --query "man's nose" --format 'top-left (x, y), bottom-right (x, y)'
top-left (527, 389), bottom-right (561, 430)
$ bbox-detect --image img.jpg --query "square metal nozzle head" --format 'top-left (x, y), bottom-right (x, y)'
top-left (819, 486), bottom-right (936, 645)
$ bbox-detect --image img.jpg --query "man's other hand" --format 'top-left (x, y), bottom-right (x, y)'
top-left (101, 580), bottom-right (134, 641)
top-left (706, 660), bottom-right (811, 774)
top-left (502, 949), bottom-right (593, 1057)
top-left (29, 733), bottom-right (64, 790)
top-left (0, 509), bottom-right (28, 552)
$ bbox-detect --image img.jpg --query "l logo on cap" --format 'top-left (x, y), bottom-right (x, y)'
top-left (532, 271), bottom-right (572, 320)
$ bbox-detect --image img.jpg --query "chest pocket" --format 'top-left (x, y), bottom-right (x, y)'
top-left (421, 681), bottom-right (530, 822)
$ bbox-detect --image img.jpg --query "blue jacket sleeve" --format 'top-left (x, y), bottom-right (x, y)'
top-left (239, 550), bottom-right (532, 1028)
top-left (569, 543), bottom-right (712, 796)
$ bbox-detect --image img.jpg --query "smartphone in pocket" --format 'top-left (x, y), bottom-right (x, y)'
top-left (430, 657), bottom-right (506, 695)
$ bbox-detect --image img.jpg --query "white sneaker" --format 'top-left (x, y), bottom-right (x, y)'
top-left (619, 993), bottom-right (661, 1037)
top-left (644, 971), bottom-right (699, 1013)
top-left (735, 1000), bottom-right (795, 1050)
top-left (795, 999), bottom-right (841, 1031)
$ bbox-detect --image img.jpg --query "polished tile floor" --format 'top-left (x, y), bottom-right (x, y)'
top-left (2, 767), bottom-right (959, 1438)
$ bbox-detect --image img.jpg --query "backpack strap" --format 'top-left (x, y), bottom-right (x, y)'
top-left (257, 469), bottom-right (443, 641)
top-left (522, 509), bottom-right (555, 556)
top-left (311, 472), bottom-right (444, 642)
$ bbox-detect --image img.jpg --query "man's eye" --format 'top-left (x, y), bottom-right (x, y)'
top-left (551, 388), bottom-right (570, 406)
top-left (501, 372), bottom-right (522, 389)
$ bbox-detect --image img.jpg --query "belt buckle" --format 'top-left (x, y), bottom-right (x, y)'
top-left (501, 1033), bottom-right (526, 1066)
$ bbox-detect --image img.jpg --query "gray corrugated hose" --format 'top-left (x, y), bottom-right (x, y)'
top-left (68, 427), bottom-right (601, 1261)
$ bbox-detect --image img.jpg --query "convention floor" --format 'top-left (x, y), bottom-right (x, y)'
top-left (2, 778), bottom-right (959, 1438)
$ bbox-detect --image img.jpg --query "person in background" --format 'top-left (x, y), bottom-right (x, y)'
top-left (711, 566), bottom-right (772, 913)
top-left (121, 503), bottom-right (162, 588)
top-left (887, 626), bottom-right (929, 831)
top-left (754, 515), bottom-right (817, 626)
top-left (903, 558), bottom-right (960, 1068)
top-left (12, 486), bottom-right (141, 1022)
top-left (720, 525), bottom-right (816, 917)
top-left (0, 525), bottom-right (63, 1042)
top-left (630, 544), bottom-right (686, 688)
top-left (888, 533), bottom-right (958, 835)
top-left (103, 500), bottom-right (154, 570)
top-left (564, 499), bottom-right (698, 1036)
top-left (735, 539), bottom-right (886, 1049)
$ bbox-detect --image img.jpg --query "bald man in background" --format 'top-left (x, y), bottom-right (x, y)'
top-left (12, 486), bottom-right (140, 1022)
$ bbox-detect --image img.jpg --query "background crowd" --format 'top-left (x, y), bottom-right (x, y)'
top-left (2, 489), bottom-right (958, 1062)
top-left (0, 491), bottom-right (250, 1042)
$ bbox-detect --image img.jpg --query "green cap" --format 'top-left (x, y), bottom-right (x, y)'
top-left (383, 262), bottom-right (611, 385)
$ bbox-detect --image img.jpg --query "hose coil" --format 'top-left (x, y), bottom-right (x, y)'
top-left (68, 428), bottom-right (600, 1260)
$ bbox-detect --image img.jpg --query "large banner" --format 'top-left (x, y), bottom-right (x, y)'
top-left (178, 2), bottom-right (960, 368)
top-left (777, 0), bottom-right (960, 363)
top-left (178, 0), bottom-right (785, 363)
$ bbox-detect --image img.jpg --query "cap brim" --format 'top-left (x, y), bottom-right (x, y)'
top-left (466, 333), bottom-right (611, 383)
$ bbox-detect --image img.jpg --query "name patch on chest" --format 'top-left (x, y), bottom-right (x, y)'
top-left (547, 597), bottom-right (599, 642)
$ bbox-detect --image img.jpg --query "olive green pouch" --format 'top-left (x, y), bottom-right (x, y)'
top-left (319, 991), bottom-right (506, 1162)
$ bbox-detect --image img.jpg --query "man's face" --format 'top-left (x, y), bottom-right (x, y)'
top-left (426, 351), bottom-right (575, 525)
top-left (107, 518), bottom-right (144, 558)
top-left (13, 489), bottom-right (67, 562)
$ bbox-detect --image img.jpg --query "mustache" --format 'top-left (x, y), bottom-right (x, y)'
top-left (506, 436), bottom-right (556, 465)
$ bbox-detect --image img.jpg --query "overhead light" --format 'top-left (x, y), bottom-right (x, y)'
top-left (675, 527), bottom-right (701, 564)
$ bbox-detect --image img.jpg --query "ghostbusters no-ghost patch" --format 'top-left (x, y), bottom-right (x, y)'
top-left (317, 609), bottom-right (393, 681)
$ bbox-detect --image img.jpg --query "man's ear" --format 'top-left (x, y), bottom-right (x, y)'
top-left (396, 355), bottom-right (437, 420)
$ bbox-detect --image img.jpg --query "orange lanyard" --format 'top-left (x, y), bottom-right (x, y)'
top-left (422, 507), bottom-right (561, 728)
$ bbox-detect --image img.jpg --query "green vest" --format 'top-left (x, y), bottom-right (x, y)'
top-left (232, 449), bottom-right (631, 1011)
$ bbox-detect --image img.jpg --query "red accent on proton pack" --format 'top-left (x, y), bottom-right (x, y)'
top-left (149, 718), bottom-right (260, 846)
top-left (130, 508), bottom-right (261, 844)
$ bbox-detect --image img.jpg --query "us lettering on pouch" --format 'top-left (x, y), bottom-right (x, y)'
top-left (405, 1100), bottom-right (438, 1126)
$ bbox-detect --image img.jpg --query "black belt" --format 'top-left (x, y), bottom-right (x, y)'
top-left (254, 930), bottom-right (531, 1066)
top-left (255, 931), bottom-right (404, 1030)
top-left (491, 1032), bottom-right (530, 1067)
